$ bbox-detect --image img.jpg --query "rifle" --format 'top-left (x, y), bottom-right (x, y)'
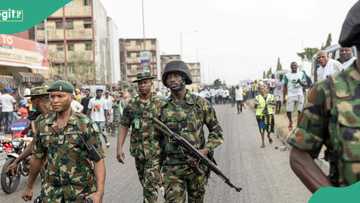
top-left (152, 117), bottom-right (242, 192)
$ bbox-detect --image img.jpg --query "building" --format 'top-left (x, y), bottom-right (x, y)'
top-left (34, 0), bottom-right (118, 84)
top-left (119, 38), bottom-right (159, 83)
top-left (107, 17), bottom-right (120, 84)
top-left (160, 54), bottom-right (181, 74)
top-left (186, 62), bottom-right (201, 92)
top-left (0, 34), bottom-right (48, 93)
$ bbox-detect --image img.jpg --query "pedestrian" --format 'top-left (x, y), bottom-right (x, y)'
top-left (0, 87), bottom-right (16, 134)
top-left (273, 74), bottom-right (284, 114)
top-left (283, 62), bottom-right (307, 130)
top-left (255, 84), bottom-right (275, 148)
top-left (235, 85), bottom-right (244, 114)
top-left (88, 88), bottom-right (110, 148)
top-left (315, 50), bottom-right (343, 82)
top-left (111, 91), bottom-right (125, 137)
top-left (80, 88), bottom-right (92, 115)
top-left (288, 1), bottom-right (360, 192)
top-left (22, 80), bottom-right (105, 202)
top-left (104, 91), bottom-right (113, 135)
top-left (159, 60), bottom-right (224, 203)
top-left (116, 71), bottom-right (165, 203)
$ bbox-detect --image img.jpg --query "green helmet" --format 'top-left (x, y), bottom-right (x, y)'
top-left (162, 60), bottom-right (192, 86)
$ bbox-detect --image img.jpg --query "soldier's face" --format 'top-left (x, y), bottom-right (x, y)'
top-left (165, 72), bottom-right (184, 91)
top-left (49, 92), bottom-right (72, 112)
top-left (138, 79), bottom-right (152, 96)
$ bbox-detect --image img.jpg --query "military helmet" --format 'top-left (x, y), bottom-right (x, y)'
top-left (133, 71), bottom-right (155, 83)
top-left (339, 1), bottom-right (360, 47)
top-left (162, 60), bottom-right (192, 86)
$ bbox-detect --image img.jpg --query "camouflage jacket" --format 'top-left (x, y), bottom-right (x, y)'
top-left (32, 111), bottom-right (105, 201)
top-left (288, 62), bottom-right (360, 186)
top-left (120, 94), bottom-right (165, 160)
top-left (159, 90), bottom-right (224, 165)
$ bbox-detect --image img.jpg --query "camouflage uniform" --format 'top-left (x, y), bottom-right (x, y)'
top-left (288, 63), bottom-right (360, 186)
top-left (120, 94), bottom-right (164, 203)
top-left (160, 90), bottom-right (224, 203)
top-left (33, 111), bottom-right (104, 202)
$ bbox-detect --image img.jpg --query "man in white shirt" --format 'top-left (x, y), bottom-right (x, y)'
top-left (316, 51), bottom-right (343, 82)
top-left (273, 74), bottom-right (284, 114)
top-left (283, 62), bottom-right (307, 130)
top-left (88, 88), bottom-right (110, 147)
top-left (0, 87), bottom-right (16, 133)
top-left (235, 85), bottom-right (244, 114)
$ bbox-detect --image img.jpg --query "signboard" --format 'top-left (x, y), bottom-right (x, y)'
top-left (140, 51), bottom-right (151, 71)
top-left (0, 34), bottom-right (49, 70)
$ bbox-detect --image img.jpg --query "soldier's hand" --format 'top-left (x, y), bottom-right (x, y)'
top-left (22, 188), bottom-right (33, 201)
top-left (89, 191), bottom-right (103, 203)
top-left (199, 148), bottom-right (209, 156)
top-left (7, 161), bottom-right (18, 176)
top-left (117, 149), bottom-right (125, 164)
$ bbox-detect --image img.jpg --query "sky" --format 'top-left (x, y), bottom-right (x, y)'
top-left (100, 0), bottom-right (358, 85)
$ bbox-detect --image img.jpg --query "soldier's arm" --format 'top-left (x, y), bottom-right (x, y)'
top-left (117, 105), bottom-right (132, 163)
top-left (290, 148), bottom-right (331, 193)
top-left (26, 158), bottom-right (44, 191)
top-left (288, 83), bottom-right (331, 192)
top-left (203, 100), bottom-right (224, 152)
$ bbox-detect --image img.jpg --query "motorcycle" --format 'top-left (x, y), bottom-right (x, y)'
top-left (0, 118), bottom-right (31, 194)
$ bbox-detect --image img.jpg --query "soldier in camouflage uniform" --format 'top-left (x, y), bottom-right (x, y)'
top-left (159, 60), bottom-right (224, 203)
top-left (116, 72), bottom-right (164, 203)
top-left (288, 1), bottom-right (360, 192)
top-left (23, 81), bottom-right (106, 203)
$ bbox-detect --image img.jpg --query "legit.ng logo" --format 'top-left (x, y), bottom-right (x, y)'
top-left (0, 9), bottom-right (24, 22)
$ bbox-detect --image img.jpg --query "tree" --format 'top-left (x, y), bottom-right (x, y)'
top-left (213, 78), bottom-right (222, 88)
top-left (297, 47), bottom-right (320, 61)
top-left (266, 67), bottom-right (273, 78)
top-left (325, 33), bottom-right (332, 48)
top-left (263, 71), bottom-right (266, 79)
top-left (276, 57), bottom-right (282, 71)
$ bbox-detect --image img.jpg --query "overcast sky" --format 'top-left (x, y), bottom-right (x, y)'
top-left (100, 0), bottom-right (358, 85)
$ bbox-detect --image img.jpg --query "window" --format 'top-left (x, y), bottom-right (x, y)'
top-left (85, 42), bottom-right (92, 51)
top-left (83, 0), bottom-right (90, 6)
top-left (136, 40), bottom-right (142, 46)
top-left (55, 21), bottom-right (63, 29)
top-left (68, 43), bottom-right (74, 51)
top-left (37, 22), bottom-right (44, 30)
top-left (83, 20), bottom-right (92, 29)
top-left (56, 44), bottom-right (64, 51)
top-left (65, 20), bottom-right (73, 29)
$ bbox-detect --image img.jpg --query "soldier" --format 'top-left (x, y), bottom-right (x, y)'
top-left (7, 86), bottom-right (51, 175)
top-left (159, 60), bottom-right (224, 203)
top-left (22, 80), bottom-right (106, 202)
top-left (288, 1), bottom-right (360, 192)
top-left (116, 71), bottom-right (164, 203)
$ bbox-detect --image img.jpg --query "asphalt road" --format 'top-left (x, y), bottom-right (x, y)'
top-left (0, 104), bottom-right (311, 203)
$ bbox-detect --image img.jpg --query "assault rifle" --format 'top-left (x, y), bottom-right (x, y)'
top-left (152, 117), bottom-right (242, 192)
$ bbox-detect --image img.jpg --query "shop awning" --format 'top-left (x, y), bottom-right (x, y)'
top-left (13, 72), bottom-right (44, 83)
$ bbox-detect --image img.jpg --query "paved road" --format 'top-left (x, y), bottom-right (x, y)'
top-left (0, 105), bottom-right (311, 203)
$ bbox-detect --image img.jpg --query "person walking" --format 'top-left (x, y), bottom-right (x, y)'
top-left (235, 85), bottom-right (244, 114)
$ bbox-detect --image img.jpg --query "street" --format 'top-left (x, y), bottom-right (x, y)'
top-left (0, 104), bottom-right (311, 203)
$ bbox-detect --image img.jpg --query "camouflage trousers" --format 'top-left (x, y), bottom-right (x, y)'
top-left (135, 158), bottom-right (162, 203)
top-left (162, 164), bottom-right (207, 203)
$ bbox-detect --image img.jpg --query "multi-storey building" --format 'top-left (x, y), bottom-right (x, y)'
top-left (160, 54), bottom-right (181, 74)
top-left (34, 0), bottom-right (118, 84)
top-left (119, 38), bottom-right (159, 83)
top-left (187, 62), bottom-right (201, 92)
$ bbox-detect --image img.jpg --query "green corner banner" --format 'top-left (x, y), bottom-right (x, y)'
top-left (309, 182), bottom-right (360, 203)
top-left (0, 0), bottom-right (71, 34)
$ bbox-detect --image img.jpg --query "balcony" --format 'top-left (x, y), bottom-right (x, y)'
top-left (36, 30), bottom-right (64, 41)
top-left (67, 51), bottom-right (93, 62)
top-left (66, 29), bottom-right (92, 40)
top-left (65, 6), bottom-right (92, 17)
top-left (126, 45), bottom-right (157, 51)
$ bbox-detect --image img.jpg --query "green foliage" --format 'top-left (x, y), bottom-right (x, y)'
top-left (263, 71), bottom-right (266, 79)
top-left (276, 57), bottom-right (282, 71)
top-left (297, 47), bottom-right (320, 61)
top-left (266, 67), bottom-right (273, 78)
top-left (325, 33), bottom-right (332, 48)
